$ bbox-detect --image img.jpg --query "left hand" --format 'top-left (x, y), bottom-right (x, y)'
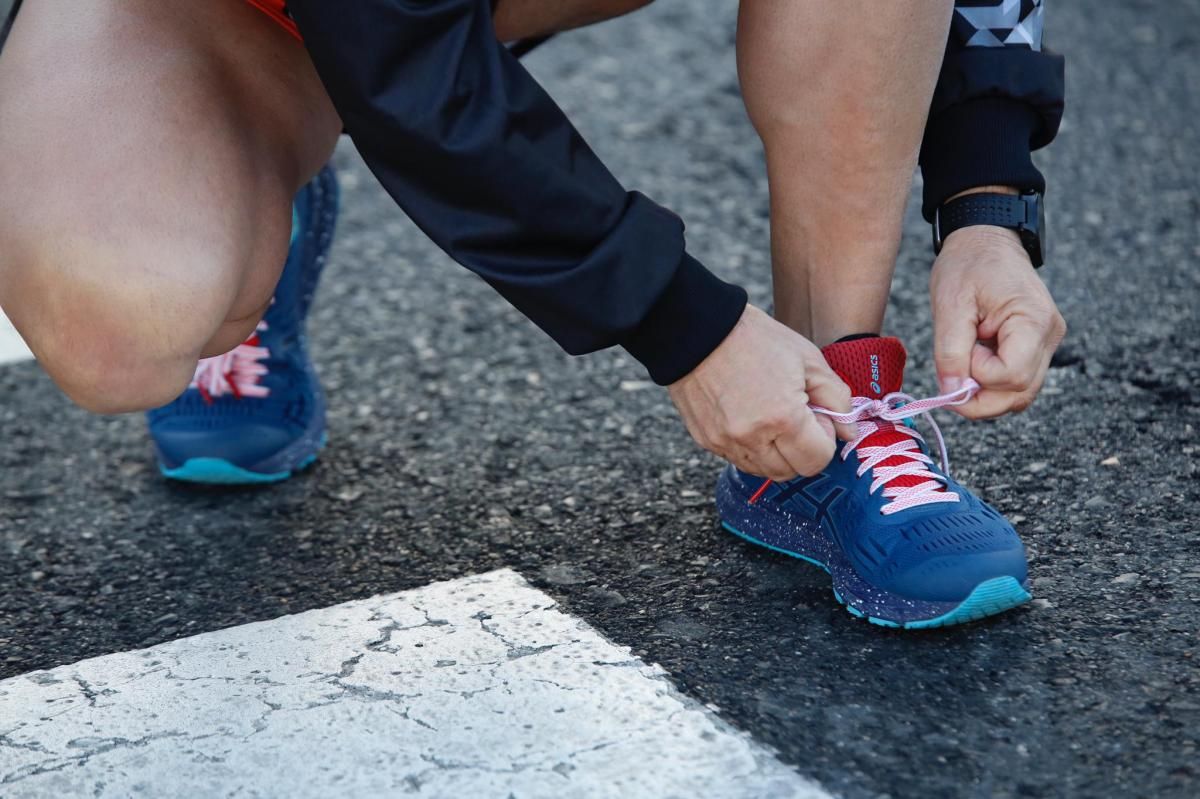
top-left (931, 225), bottom-right (1067, 419)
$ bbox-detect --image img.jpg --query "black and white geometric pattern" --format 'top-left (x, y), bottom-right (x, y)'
top-left (953, 0), bottom-right (1045, 50)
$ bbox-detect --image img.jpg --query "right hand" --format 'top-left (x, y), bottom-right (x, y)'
top-left (667, 305), bottom-right (853, 482)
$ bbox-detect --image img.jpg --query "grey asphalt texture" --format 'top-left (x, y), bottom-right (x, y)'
top-left (2, 1), bottom-right (1198, 797)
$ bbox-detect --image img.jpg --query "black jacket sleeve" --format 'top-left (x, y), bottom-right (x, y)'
top-left (287, 0), bottom-right (746, 385)
top-left (1, 0), bottom-right (24, 51)
top-left (919, 0), bottom-right (1066, 221)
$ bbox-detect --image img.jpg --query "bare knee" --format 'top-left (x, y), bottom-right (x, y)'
top-left (0, 0), bottom-right (321, 412)
top-left (0, 146), bottom-right (292, 415)
top-left (0, 243), bottom-right (241, 414)
top-left (18, 288), bottom-right (204, 414)
top-left (0, 176), bottom-right (293, 413)
top-left (46, 335), bottom-right (198, 416)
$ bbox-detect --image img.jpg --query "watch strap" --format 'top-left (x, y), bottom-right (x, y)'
top-left (935, 193), bottom-right (1027, 246)
top-left (933, 191), bottom-right (1045, 267)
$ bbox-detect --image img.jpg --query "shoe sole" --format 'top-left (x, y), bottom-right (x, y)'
top-left (721, 521), bottom-right (1031, 629)
top-left (160, 435), bottom-right (326, 486)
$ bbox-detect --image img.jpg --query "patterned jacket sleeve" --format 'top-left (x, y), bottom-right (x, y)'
top-left (919, 0), bottom-right (1066, 221)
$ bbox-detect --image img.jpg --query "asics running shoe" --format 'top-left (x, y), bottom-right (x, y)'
top-left (716, 335), bottom-right (1031, 629)
top-left (146, 165), bottom-right (338, 484)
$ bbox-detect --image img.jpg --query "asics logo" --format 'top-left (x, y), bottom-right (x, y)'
top-left (869, 354), bottom-right (882, 395)
top-left (774, 474), bottom-right (846, 534)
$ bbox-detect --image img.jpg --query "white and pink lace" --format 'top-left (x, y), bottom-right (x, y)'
top-left (190, 322), bottom-right (271, 404)
top-left (749, 380), bottom-right (980, 515)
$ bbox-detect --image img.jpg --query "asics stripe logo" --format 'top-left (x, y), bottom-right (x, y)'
top-left (773, 475), bottom-right (846, 533)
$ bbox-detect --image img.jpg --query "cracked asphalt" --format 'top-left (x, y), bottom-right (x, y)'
top-left (1, 1), bottom-right (1198, 797)
top-left (2, 571), bottom-right (814, 797)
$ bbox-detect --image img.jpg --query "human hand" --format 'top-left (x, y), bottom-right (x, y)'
top-left (667, 305), bottom-right (853, 481)
top-left (931, 225), bottom-right (1067, 420)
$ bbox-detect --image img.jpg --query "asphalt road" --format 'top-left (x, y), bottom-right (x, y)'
top-left (2, 1), bottom-right (1198, 797)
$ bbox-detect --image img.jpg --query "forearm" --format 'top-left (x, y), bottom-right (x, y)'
top-left (287, 0), bottom-right (746, 385)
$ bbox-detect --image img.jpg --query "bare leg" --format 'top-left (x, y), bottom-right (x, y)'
top-left (736, 0), bottom-right (954, 345)
top-left (0, 0), bottom-right (341, 412)
top-left (493, 0), bottom-right (652, 41)
top-left (0, 0), bottom-right (649, 415)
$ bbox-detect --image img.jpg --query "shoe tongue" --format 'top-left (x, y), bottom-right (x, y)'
top-left (821, 336), bottom-right (937, 495)
top-left (820, 336), bottom-right (907, 398)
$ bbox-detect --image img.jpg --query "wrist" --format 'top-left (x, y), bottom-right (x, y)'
top-left (933, 189), bottom-right (1045, 267)
top-left (947, 185), bottom-right (1021, 201)
top-left (941, 223), bottom-right (1025, 255)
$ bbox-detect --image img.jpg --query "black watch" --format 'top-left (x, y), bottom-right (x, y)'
top-left (932, 191), bottom-right (1046, 268)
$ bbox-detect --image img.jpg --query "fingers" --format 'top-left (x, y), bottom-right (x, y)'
top-left (803, 353), bottom-right (856, 441)
top-left (747, 443), bottom-right (797, 484)
top-left (953, 314), bottom-right (1064, 419)
top-left (697, 399), bottom-right (837, 481)
top-left (772, 409), bottom-right (837, 478)
top-left (811, 412), bottom-right (841, 444)
top-left (954, 357), bottom-right (1051, 419)
top-left (715, 404), bottom-right (837, 481)
top-left (953, 387), bottom-right (1034, 420)
top-left (930, 226), bottom-right (1069, 421)
top-left (933, 287), bottom-right (979, 394)
top-left (732, 353), bottom-right (844, 479)
top-left (971, 322), bottom-right (1044, 392)
top-left (664, 304), bottom-right (845, 481)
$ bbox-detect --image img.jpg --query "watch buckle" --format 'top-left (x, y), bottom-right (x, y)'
top-left (1019, 192), bottom-right (1036, 230)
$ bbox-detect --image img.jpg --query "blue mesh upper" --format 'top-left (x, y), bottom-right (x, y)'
top-left (737, 438), bottom-right (1026, 603)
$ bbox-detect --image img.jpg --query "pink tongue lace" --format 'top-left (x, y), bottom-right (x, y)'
top-left (811, 380), bottom-right (979, 514)
top-left (191, 322), bottom-right (271, 404)
top-left (747, 380), bottom-right (979, 514)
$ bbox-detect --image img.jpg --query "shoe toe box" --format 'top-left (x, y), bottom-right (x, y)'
top-left (883, 509), bottom-right (1028, 603)
top-left (152, 421), bottom-right (298, 471)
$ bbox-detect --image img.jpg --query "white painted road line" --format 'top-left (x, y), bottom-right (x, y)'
top-left (0, 307), bottom-right (32, 365)
top-left (0, 568), bottom-right (828, 798)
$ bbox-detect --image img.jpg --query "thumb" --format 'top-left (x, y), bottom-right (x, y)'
top-left (804, 354), bottom-right (857, 441)
top-left (934, 291), bottom-right (980, 395)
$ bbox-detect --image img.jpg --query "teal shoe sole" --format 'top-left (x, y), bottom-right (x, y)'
top-left (160, 438), bottom-right (324, 486)
top-left (901, 576), bottom-right (1032, 629)
top-left (722, 521), bottom-right (1031, 630)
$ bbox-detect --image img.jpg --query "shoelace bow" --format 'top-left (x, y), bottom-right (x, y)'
top-left (749, 379), bottom-right (980, 515)
top-left (190, 322), bottom-right (271, 404)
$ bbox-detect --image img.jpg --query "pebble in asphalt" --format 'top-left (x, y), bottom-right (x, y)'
top-left (1, 1), bottom-right (1198, 797)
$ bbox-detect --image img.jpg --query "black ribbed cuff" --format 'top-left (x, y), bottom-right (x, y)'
top-left (920, 97), bottom-right (1046, 223)
top-left (621, 253), bottom-right (748, 386)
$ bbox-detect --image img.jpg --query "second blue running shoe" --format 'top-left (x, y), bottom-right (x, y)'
top-left (146, 165), bottom-right (339, 485)
top-left (716, 335), bottom-right (1031, 629)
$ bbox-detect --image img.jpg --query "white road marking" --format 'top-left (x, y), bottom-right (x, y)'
top-left (0, 568), bottom-right (828, 798)
top-left (0, 307), bottom-right (33, 365)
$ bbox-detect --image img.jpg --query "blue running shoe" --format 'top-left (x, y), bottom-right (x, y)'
top-left (146, 165), bottom-right (339, 485)
top-left (716, 336), bottom-right (1031, 629)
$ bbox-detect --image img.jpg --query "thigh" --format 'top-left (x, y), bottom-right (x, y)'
top-left (494, 0), bottom-right (654, 41)
top-left (0, 0), bottom-right (341, 364)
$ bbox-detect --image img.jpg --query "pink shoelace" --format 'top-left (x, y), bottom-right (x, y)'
top-left (749, 379), bottom-right (980, 515)
top-left (190, 322), bottom-right (271, 404)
